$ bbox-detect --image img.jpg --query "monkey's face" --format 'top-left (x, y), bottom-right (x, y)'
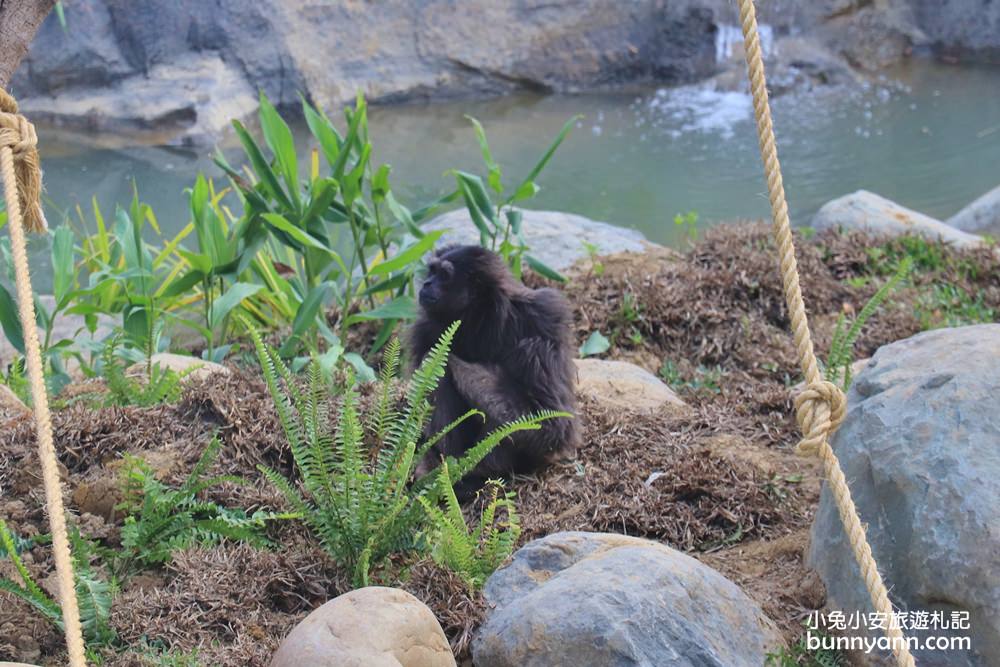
top-left (419, 254), bottom-right (472, 318)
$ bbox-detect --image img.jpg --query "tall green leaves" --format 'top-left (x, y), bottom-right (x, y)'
top-left (217, 93), bottom-right (452, 358)
top-left (454, 114), bottom-right (580, 282)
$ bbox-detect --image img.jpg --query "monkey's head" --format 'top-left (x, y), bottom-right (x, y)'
top-left (418, 244), bottom-right (513, 319)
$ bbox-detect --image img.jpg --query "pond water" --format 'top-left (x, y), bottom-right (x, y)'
top-left (31, 60), bottom-right (1000, 256)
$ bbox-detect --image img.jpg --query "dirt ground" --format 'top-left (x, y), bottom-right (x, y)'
top-left (2, 223), bottom-right (998, 665)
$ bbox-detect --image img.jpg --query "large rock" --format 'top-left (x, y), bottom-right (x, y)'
top-left (270, 586), bottom-right (455, 667)
top-left (473, 531), bottom-right (783, 667)
top-left (574, 358), bottom-right (688, 414)
top-left (811, 190), bottom-right (985, 248)
top-left (425, 209), bottom-right (651, 273)
top-left (906, 0), bottom-right (1000, 59)
top-left (947, 184), bottom-right (1000, 235)
top-left (19, 54), bottom-right (257, 146)
top-left (818, 2), bottom-right (926, 71)
top-left (13, 0), bottom-right (722, 144)
top-left (808, 324), bottom-right (1000, 666)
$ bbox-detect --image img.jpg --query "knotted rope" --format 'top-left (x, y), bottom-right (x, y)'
top-left (735, 1), bottom-right (915, 664)
top-left (0, 89), bottom-right (47, 232)
top-left (1, 88), bottom-right (86, 666)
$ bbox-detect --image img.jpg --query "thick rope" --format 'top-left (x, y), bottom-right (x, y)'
top-left (735, 2), bottom-right (916, 665)
top-left (1, 90), bottom-right (86, 666)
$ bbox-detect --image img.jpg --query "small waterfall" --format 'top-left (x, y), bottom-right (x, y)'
top-left (714, 23), bottom-right (775, 63)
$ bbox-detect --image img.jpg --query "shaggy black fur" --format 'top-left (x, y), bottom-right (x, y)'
top-left (407, 245), bottom-right (579, 497)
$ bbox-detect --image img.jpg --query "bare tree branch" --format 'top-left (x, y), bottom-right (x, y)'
top-left (0, 0), bottom-right (57, 90)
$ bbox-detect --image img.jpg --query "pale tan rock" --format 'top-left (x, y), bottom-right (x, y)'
top-left (573, 358), bottom-right (688, 414)
top-left (0, 383), bottom-right (29, 420)
top-left (126, 352), bottom-right (229, 383)
top-left (270, 586), bottom-right (456, 667)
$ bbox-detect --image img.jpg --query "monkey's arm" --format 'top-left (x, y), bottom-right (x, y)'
top-left (448, 357), bottom-right (530, 423)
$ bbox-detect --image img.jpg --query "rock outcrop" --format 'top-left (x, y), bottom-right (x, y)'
top-left (907, 0), bottom-right (1000, 59)
top-left (13, 0), bottom-right (722, 144)
top-left (270, 586), bottom-right (455, 667)
top-left (13, 0), bottom-right (990, 144)
top-left (808, 324), bottom-right (1000, 667)
top-left (473, 531), bottom-right (783, 667)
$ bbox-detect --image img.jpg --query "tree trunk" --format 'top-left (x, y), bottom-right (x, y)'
top-left (0, 0), bottom-right (57, 90)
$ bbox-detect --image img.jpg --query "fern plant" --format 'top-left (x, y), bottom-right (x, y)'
top-left (100, 331), bottom-right (195, 407)
top-left (251, 322), bottom-right (567, 586)
top-left (114, 437), bottom-right (283, 579)
top-left (826, 257), bottom-right (911, 389)
top-left (418, 462), bottom-right (521, 590)
top-left (0, 520), bottom-right (116, 648)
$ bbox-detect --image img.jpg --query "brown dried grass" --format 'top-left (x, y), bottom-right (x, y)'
top-left (3, 224), bottom-right (998, 664)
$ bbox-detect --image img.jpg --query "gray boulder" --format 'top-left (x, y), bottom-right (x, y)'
top-left (473, 531), bottom-right (783, 667)
top-left (808, 324), bottom-right (1000, 666)
top-left (811, 190), bottom-right (985, 248)
top-left (947, 185), bottom-right (1000, 236)
top-left (425, 209), bottom-right (651, 272)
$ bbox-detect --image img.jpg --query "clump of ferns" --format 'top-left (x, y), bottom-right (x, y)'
top-left (418, 462), bottom-right (521, 590)
top-left (113, 437), bottom-right (285, 579)
top-left (250, 321), bottom-right (566, 586)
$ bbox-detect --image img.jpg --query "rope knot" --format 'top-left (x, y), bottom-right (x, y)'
top-left (0, 90), bottom-right (47, 233)
top-left (793, 380), bottom-right (847, 456)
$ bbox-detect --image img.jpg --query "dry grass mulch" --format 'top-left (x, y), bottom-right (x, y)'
top-left (2, 223), bottom-right (998, 665)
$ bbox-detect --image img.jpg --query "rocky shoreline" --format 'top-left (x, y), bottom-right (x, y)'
top-left (10, 0), bottom-right (1000, 145)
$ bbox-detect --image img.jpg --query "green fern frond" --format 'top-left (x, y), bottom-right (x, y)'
top-left (443, 410), bottom-right (571, 490)
top-left (827, 256), bottom-right (911, 389)
top-left (113, 438), bottom-right (279, 578)
top-left (69, 531), bottom-right (116, 646)
top-left (371, 337), bottom-right (401, 440)
top-left (418, 464), bottom-right (521, 590)
top-left (0, 519), bottom-right (64, 627)
top-left (415, 408), bottom-right (484, 464)
top-left (390, 321), bottom-right (460, 452)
